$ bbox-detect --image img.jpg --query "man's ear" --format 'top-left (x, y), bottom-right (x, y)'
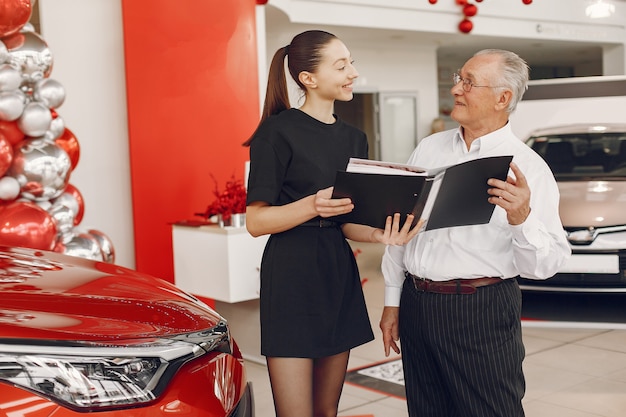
top-left (299, 71), bottom-right (317, 89)
top-left (495, 89), bottom-right (513, 111)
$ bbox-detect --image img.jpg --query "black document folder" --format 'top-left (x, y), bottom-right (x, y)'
top-left (331, 155), bottom-right (513, 231)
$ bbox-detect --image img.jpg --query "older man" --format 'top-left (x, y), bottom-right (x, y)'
top-left (379, 49), bottom-right (571, 417)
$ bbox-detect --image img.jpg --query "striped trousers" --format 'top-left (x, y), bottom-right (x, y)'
top-left (399, 277), bottom-right (525, 417)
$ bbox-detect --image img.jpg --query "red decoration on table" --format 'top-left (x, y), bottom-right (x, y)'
top-left (198, 176), bottom-right (247, 222)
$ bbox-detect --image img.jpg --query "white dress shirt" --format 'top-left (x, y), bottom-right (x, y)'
top-left (382, 123), bottom-right (571, 306)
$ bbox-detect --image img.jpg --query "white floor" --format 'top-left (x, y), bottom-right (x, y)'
top-left (243, 242), bottom-right (626, 417)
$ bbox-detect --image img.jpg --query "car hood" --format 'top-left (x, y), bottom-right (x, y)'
top-left (558, 180), bottom-right (626, 228)
top-left (0, 246), bottom-right (224, 342)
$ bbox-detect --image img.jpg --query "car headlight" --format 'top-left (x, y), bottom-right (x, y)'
top-left (0, 353), bottom-right (166, 407)
top-left (0, 321), bottom-right (232, 410)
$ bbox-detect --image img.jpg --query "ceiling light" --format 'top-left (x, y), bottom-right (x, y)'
top-left (585, 0), bottom-right (616, 18)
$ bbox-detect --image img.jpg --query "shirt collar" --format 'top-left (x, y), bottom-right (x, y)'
top-left (454, 122), bottom-right (514, 156)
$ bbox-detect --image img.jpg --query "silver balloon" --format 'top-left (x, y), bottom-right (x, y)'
top-left (88, 229), bottom-right (115, 264)
top-left (0, 41), bottom-right (8, 64)
top-left (7, 31), bottom-right (53, 83)
top-left (20, 23), bottom-right (35, 33)
top-left (48, 203), bottom-right (75, 240)
top-left (60, 232), bottom-right (104, 262)
top-left (0, 64), bottom-right (22, 91)
top-left (47, 114), bottom-right (64, 140)
top-left (0, 90), bottom-right (25, 121)
top-left (17, 101), bottom-right (51, 136)
top-left (0, 176), bottom-right (20, 200)
top-left (8, 138), bottom-right (72, 201)
top-left (33, 78), bottom-right (65, 108)
top-left (49, 186), bottom-right (80, 221)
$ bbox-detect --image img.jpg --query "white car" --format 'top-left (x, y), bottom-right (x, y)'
top-left (519, 123), bottom-right (626, 292)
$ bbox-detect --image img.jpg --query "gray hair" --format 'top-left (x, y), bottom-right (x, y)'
top-left (474, 49), bottom-right (529, 113)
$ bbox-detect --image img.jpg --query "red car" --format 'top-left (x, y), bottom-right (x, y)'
top-left (0, 246), bottom-right (254, 416)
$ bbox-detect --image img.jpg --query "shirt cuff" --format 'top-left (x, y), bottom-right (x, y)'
top-left (510, 208), bottom-right (539, 247)
top-left (384, 285), bottom-right (403, 307)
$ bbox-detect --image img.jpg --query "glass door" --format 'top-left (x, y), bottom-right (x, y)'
top-left (378, 92), bottom-right (418, 163)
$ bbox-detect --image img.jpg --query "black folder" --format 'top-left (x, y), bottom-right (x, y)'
top-left (331, 155), bottom-right (513, 231)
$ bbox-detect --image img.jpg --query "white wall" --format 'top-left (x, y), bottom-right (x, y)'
top-left (39, 0), bottom-right (134, 268)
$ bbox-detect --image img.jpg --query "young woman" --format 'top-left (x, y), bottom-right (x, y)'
top-left (244, 30), bottom-right (420, 417)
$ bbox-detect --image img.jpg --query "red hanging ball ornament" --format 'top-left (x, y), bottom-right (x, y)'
top-left (459, 18), bottom-right (473, 34)
top-left (522, 0), bottom-right (532, 4)
top-left (428, 0), bottom-right (438, 4)
top-left (456, 0), bottom-right (468, 5)
top-left (463, 4), bottom-right (478, 17)
top-left (476, 0), bottom-right (483, 2)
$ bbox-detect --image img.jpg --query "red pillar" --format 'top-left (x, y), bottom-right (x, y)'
top-left (121, 0), bottom-right (259, 282)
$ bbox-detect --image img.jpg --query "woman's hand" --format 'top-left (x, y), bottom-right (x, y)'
top-left (314, 186), bottom-right (354, 218)
top-left (372, 213), bottom-right (423, 245)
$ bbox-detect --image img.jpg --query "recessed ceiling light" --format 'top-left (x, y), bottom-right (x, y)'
top-left (585, 0), bottom-right (616, 18)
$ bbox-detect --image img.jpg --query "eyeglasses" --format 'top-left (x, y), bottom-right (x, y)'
top-left (452, 73), bottom-right (503, 92)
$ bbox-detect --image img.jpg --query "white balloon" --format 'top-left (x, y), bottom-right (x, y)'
top-left (17, 101), bottom-right (52, 136)
top-left (0, 176), bottom-right (20, 200)
top-left (46, 114), bottom-right (65, 140)
top-left (33, 78), bottom-right (65, 108)
top-left (0, 64), bottom-right (22, 91)
top-left (0, 91), bottom-right (25, 121)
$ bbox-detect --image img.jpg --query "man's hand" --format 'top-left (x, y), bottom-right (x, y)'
top-left (487, 162), bottom-right (531, 225)
top-left (380, 306), bottom-right (401, 356)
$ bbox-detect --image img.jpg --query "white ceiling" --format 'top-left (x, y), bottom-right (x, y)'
top-left (264, 4), bottom-right (615, 77)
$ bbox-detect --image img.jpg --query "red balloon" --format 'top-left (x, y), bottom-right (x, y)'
top-left (464, 4), bottom-right (478, 17)
top-left (0, 201), bottom-right (57, 251)
top-left (522, 0), bottom-right (532, 4)
top-left (459, 18), bottom-right (474, 34)
top-left (0, 134), bottom-right (13, 177)
top-left (0, 120), bottom-right (25, 145)
top-left (55, 128), bottom-right (80, 170)
top-left (0, 0), bottom-right (32, 38)
top-left (455, 0), bottom-right (468, 5)
top-left (256, 0), bottom-right (269, 4)
top-left (428, 0), bottom-right (437, 4)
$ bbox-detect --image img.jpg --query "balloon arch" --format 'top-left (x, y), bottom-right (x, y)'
top-left (0, 0), bottom-right (115, 263)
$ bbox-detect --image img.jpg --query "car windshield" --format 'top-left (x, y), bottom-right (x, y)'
top-left (527, 132), bottom-right (626, 179)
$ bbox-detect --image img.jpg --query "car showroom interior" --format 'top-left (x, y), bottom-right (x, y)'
top-left (1, 1), bottom-right (626, 416)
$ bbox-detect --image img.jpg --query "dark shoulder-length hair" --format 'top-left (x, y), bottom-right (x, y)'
top-left (243, 30), bottom-right (337, 146)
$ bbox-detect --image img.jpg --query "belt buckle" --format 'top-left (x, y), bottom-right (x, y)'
top-left (411, 275), bottom-right (429, 292)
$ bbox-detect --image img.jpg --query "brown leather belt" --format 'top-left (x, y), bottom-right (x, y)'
top-left (406, 272), bottom-right (503, 295)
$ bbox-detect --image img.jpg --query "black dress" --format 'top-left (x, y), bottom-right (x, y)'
top-left (246, 108), bottom-right (374, 358)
